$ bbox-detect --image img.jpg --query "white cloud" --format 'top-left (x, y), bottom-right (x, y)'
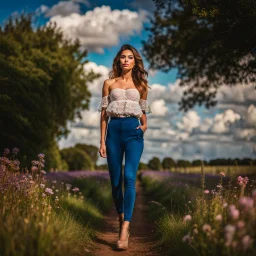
top-left (234, 128), bottom-right (256, 141)
top-left (200, 118), bottom-right (213, 133)
top-left (39, 0), bottom-right (91, 17)
top-left (83, 61), bottom-right (109, 97)
top-left (211, 109), bottom-right (241, 134)
top-left (176, 110), bottom-right (200, 133)
top-left (45, 1), bottom-right (81, 17)
top-left (46, 5), bottom-right (147, 53)
top-left (247, 104), bottom-right (256, 128)
top-left (35, 5), bottom-right (49, 15)
top-left (217, 84), bottom-right (256, 104)
top-left (150, 99), bottom-right (168, 116)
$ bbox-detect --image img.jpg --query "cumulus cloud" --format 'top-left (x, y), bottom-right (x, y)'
top-left (234, 128), bottom-right (256, 141)
top-left (176, 110), bottom-right (200, 133)
top-left (45, 1), bottom-right (81, 17)
top-left (37, 1), bottom-right (91, 17)
top-left (150, 99), bottom-right (168, 116)
top-left (210, 109), bottom-right (241, 134)
top-left (217, 84), bottom-right (256, 104)
top-left (200, 118), bottom-right (213, 133)
top-left (45, 5), bottom-right (147, 53)
top-left (35, 5), bottom-right (49, 15)
top-left (83, 61), bottom-right (109, 97)
top-left (247, 104), bottom-right (256, 128)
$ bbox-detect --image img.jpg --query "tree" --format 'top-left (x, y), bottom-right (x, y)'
top-left (177, 159), bottom-right (192, 168)
top-left (138, 162), bottom-right (148, 170)
top-left (148, 157), bottom-right (162, 170)
top-left (75, 143), bottom-right (99, 170)
top-left (60, 147), bottom-right (94, 171)
top-left (162, 157), bottom-right (176, 169)
top-left (142, 0), bottom-right (256, 111)
top-left (192, 159), bottom-right (203, 166)
top-left (0, 14), bottom-right (100, 171)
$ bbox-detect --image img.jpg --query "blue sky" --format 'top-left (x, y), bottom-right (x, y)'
top-left (0, 0), bottom-right (178, 84)
top-left (2, 0), bottom-right (255, 163)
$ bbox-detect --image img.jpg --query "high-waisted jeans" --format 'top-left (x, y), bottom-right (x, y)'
top-left (106, 116), bottom-right (144, 222)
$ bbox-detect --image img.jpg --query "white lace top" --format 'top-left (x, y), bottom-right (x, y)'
top-left (97, 88), bottom-right (152, 118)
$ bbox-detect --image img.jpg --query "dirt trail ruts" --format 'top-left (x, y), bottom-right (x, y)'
top-left (91, 178), bottom-right (163, 256)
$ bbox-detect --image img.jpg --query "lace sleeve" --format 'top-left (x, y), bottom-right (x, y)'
top-left (139, 99), bottom-right (152, 114)
top-left (97, 95), bottom-right (110, 112)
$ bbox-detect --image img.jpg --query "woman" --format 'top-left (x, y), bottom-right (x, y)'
top-left (98, 44), bottom-right (152, 250)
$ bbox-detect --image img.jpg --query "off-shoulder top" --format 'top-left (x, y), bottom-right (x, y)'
top-left (97, 88), bottom-right (152, 118)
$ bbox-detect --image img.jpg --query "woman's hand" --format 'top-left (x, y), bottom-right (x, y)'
top-left (136, 125), bottom-right (147, 133)
top-left (99, 143), bottom-right (107, 158)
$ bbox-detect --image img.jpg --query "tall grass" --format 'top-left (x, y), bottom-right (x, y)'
top-left (141, 167), bottom-right (256, 256)
top-left (0, 147), bottom-right (112, 256)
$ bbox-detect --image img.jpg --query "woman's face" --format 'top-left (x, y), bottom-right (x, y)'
top-left (119, 49), bottom-right (135, 70)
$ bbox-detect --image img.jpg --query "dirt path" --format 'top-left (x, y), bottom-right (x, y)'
top-left (91, 178), bottom-right (162, 256)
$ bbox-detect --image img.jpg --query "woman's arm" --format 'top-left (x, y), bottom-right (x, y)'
top-left (99, 80), bottom-right (110, 145)
top-left (138, 86), bottom-right (148, 132)
top-left (98, 80), bottom-right (111, 158)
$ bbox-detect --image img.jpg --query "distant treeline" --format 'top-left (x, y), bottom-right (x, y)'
top-left (96, 157), bottom-right (256, 171)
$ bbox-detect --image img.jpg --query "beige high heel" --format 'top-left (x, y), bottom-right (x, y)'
top-left (117, 224), bottom-right (130, 250)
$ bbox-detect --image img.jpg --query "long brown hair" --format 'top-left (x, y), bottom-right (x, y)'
top-left (109, 44), bottom-right (151, 96)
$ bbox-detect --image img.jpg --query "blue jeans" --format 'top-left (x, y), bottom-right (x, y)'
top-left (106, 116), bottom-right (144, 222)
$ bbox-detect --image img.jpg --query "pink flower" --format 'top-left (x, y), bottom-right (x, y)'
top-left (238, 196), bottom-right (254, 210)
top-left (224, 224), bottom-right (236, 246)
top-left (237, 176), bottom-right (249, 188)
top-left (45, 188), bottom-right (54, 195)
top-left (204, 190), bottom-right (210, 194)
top-left (31, 160), bottom-right (40, 166)
top-left (38, 153), bottom-right (45, 159)
top-left (236, 220), bottom-right (245, 229)
top-left (228, 205), bottom-right (239, 220)
top-left (242, 235), bottom-right (253, 251)
top-left (215, 214), bottom-right (222, 221)
top-left (66, 184), bottom-right (72, 190)
top-left (182, 234), bottom-right (192, 243)
top-left (202, 224), bottom-right (211, 233)
top-left (12, 147), bottom-right (19, 154)
top-left (183, 214), bottom-right (192, 223)
top-left (193, 228), bottom-right (198, 235)
top-left (40, 184), bottom-right (45, 188)
top-left (72, 187), bottom-right (80, 192)
top-left (31, 166), bottom-right (38, 172)
top-left (3, 148), bottom-right (10, 155)
top-left (220, 172), bottom-right (225, 177)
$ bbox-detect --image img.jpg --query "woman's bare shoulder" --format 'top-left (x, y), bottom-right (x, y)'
top-left (102, 78), bottom-right (118, 94)
top-left (104, 78), bottom-right (120, 85)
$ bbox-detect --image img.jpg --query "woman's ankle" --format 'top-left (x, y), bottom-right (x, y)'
top-left (118, 213), bottom-right (124, 220)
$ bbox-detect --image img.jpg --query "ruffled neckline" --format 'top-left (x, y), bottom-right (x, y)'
top-left (109, 88), bottom-right (139, 95)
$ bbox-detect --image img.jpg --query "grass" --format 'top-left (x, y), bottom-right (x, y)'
top-left (140, 167), bottom-right (256, 256)
top-left (0, 148), bottom-right (112, 256)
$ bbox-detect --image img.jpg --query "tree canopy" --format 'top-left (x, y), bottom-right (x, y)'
top-left (142, 0), bottom-right (256, 110)
top-left (0, 14), bottom-right (100, 170)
